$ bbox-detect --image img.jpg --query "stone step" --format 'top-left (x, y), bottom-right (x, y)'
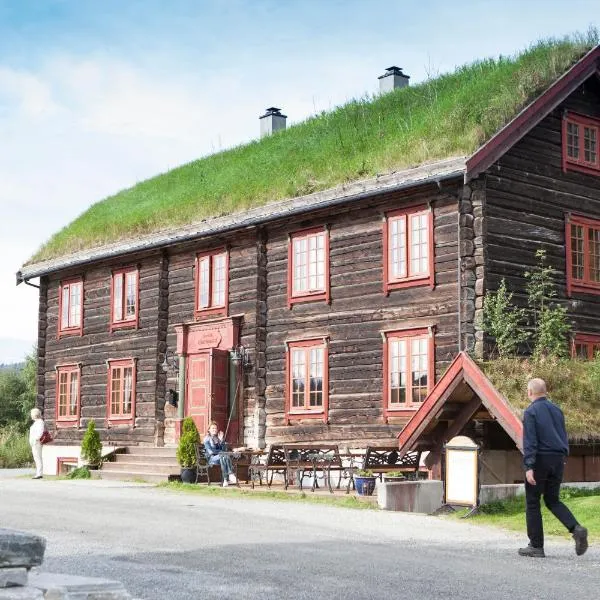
top-left (122, 447), bottom-right (177, 457)
top-left (113, 454), bottom-right (179, 465)
top-left (97, 470), bottom-right (174, 484)
top-left (102, 462), bottom-right (178, 475)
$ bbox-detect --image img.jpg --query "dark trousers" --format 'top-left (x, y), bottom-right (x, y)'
top-left (525, 454), bottom-right (578, 548)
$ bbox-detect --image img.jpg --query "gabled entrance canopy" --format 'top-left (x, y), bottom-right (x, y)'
top-left (398, 352), bottom-right (524, 462)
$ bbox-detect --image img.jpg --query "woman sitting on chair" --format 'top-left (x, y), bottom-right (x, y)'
top-left (203, 421), bottom-right (237, 487)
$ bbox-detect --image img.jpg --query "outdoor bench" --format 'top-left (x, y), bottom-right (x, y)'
top-left (363, 445), bottom-right (424, 481)
top-left (282, 444), bottom-right (345, 493)
top-left (248, 445), bottom-right (287, 489)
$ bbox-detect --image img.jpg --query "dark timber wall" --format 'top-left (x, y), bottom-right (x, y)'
top-left (44, 253), bottom-right (162, 445)
top-left (484, 79), bottom-right (600, 337)
top-left (264, 185), bottom-right (461, 447)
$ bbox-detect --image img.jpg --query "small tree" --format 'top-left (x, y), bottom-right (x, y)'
top-left (525, 249), bottom-right (571, 358)
top-left (80, 420), bottom-right (102, 467)
top-left (481, 278), bottom-right (529, 357)
top-left (176, 417), bottom-right (199, 469)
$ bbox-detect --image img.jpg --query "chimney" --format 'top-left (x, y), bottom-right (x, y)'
top-left (378, 66), bottom-right (410, 94)
top-left (260, 107), bottom-right (287, 137)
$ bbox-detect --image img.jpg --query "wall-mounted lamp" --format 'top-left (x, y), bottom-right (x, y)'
top-left (160, 349), bottom-right (179, 374)
top-left (231, 344), bottom-right (251, 368)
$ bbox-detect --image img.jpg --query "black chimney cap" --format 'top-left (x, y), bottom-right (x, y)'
top-left (378, 66), bottom-right (410, 79)
top-left (260, 107), bottom-right (287, 119)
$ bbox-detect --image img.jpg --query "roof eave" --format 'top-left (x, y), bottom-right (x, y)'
top-left (18, 156), bottom-right (466, 281)
top-left (466, 44), bottom-right (600, 182)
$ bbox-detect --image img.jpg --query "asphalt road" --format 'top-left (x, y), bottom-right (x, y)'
top-left (1, 474), bottom-right (598, 600)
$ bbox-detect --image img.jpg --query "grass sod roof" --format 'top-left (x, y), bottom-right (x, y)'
top-left (31, 31), bottom-right (599, 264)
top-left (481, 357), bottom-right (600, 443)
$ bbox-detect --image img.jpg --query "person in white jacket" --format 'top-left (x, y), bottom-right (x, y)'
top-left (29, 408), bottom-right (44, 479)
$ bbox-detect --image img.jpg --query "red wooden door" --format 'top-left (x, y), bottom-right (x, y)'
top-left (186, 352), bottom-right (210, 436)
top-left (210, 349), bottom-right (229, 433)
top-left (186, 349), bottom-right (230, 438)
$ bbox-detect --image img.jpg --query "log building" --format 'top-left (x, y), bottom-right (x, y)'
top-left (16, 44), bottom-right (600, 479)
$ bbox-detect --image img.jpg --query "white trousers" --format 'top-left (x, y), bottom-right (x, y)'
top-left (31, 441), bottom-right (43, 477)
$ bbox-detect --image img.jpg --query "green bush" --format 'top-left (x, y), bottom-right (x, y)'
top-left (66, 466), bottom-right (91, 479)
top-left (80, 420), bottom-right (102, 466)
top-left (176, 417), bottom-right (199, 468)
top-left (0, 425), bottom-right (32, 468)
top-left (355, 469), bottom-right (375, 477)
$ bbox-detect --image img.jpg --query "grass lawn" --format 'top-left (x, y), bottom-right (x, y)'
top-left (453, 487), bottom-right (600, 540)
top-left (31, 30), bottom-right (598, 262)
top-left (158, 481), bottom-right (377, 510)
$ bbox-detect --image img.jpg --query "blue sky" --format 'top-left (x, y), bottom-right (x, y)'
top-left (0, 0), bottom-right (598, 362)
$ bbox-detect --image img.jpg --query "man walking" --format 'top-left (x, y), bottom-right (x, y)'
top-left (519, 378), bottom-right (588, 557)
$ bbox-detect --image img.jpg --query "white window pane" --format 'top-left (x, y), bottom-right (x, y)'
top-left (293, 238), bottom-right (308, 293)
top-left (69, 284), bottom-right (81, 327)
top-left (212, 254), bottom-right (226, 306)
top-left (199, 258), bottom-right (210, 308)
top-left (123, 367), bottom-right (133, 415)
top-left (390, 217), bottom-right (406, 278)
top-left (125, 272), bottom-right (137, 317)
top-left (113, 275), bottom-right (123, 321)
top-left (61, 286), bottom-right (69, 328)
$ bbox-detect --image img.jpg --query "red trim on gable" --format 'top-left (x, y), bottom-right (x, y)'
top-left (467, 45), bottom-right (600, 180)
top-left (397, 352), bottom-right (523, 456)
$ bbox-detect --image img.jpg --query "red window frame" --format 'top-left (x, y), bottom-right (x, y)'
top-left (55, 364), bottom-right (81, 428)
top-left (285, 339), bottom-right (329, 423)
top-left (106, 358), bottom-right (136, 426)
top-left (562, 112), bottom-right (600, 176)
top-left (382, 327), bottom-right (435, 419)
top-left (57, 278), bottom-right (83, 337)
top-left (565, 213), bottom-right (600, 296)
top-left (287, 227), bottom-right (330, 307)
top-left (572, 333), bottom-right (600, 360)
top-left (110, 267), bottom-right (139, 331)
top-left (194, 248), bottom-right (229, 318)
top-left (382, 205), bottom-right (434, 295)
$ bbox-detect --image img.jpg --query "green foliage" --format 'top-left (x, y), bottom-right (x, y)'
top-left (176, 417), bottom-right (199, 468)
top-left (80, 420), bottom-right (102, 466)
top-left (481, 279), bottom-right (530, 357)
top-left (31, 31), bottom-right (598, 262)
top-left (355, 469), bottom-right (375, 477)
top-left (481, 357), bottom-right (600, 440)
top-left (66, 466), bottom-right (91, 479)
top-left (0, 349), bottom-right (37, 431)
top-left (0, 425), bottom-right (32, 468)
top-left (525, 249), bottom-right (571, 358)
top-left (384, 471), bottom-right (406, 478)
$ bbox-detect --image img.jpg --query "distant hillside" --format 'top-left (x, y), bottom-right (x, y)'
top-left (0, 362), bottom-right (24, 372)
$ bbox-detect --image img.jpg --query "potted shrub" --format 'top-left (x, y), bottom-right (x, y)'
top-left (383, 471), bottom-right (406, 483)
top-left (177, 417), bottom-right (200, 483)
top-left (80, 420), bottom-right (102, 469)
top-left (354, 469), bottom-right (377, 496)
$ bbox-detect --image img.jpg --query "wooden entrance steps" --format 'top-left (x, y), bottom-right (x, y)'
top-left (99, 446), bottom-right (179, 483)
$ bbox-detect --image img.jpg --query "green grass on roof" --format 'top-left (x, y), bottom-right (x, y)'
top-left (31, 30), bottom-right (599, 263)
top-left (481, 356), bottom-right (600, 441)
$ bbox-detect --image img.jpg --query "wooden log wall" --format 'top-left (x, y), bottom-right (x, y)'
top-left (484, 80), bottom-right (600, 337)
top-left (44, 253), bottom-right (162, 445)
top-left (36, 277), bottom-right (48, 410)
top-left (263, 185), bottom-right (461, 447)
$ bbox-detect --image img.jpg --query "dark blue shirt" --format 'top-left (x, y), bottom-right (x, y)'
top-left (522, 397), bottom-right (569, 470)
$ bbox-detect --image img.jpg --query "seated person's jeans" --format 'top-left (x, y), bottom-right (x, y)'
top-left (208, 454), bottom-right (234, 479)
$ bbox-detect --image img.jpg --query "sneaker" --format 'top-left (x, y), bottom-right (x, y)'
top-left (222, 480), bottom-right (229, 487)
top-left (573, 525), bottom-right (588, 556)
top-left (32, 475), bottom-right (43, 480)
top-left (518, 544), bottom-right (545, 558)
top-left (228, 473), bottom-right (237, 484)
